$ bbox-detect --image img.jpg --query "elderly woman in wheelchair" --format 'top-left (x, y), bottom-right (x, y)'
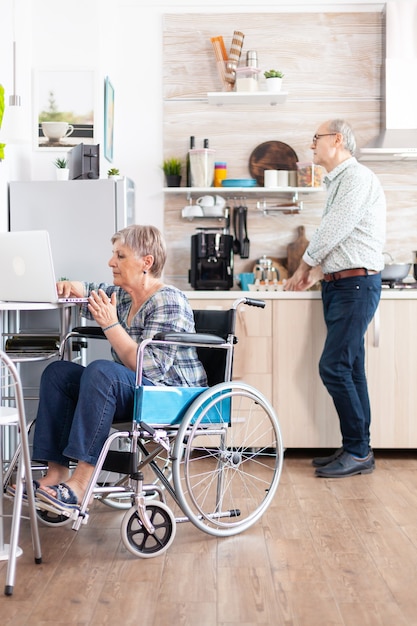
top-left (31, 224), bottom-right (207, 511)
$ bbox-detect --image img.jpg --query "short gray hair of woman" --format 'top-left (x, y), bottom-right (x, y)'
top-left (111, 224), bottom-right (167, 278)
top-left (328, 119), bottom-right (356, 155)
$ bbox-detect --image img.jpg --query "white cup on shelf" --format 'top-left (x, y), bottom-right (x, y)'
top-left (277, 170), bottom-right (289, 187)
top-left (264, 170), bottom-right (279, 188)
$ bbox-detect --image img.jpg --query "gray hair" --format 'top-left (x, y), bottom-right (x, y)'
top-left (328, 119), bottom-right (356, 155)
top-left (111, 224), bottom-right (167, 278)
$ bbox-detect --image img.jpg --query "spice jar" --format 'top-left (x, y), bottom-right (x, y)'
top-left (214, 162), bottom-right (227, 187)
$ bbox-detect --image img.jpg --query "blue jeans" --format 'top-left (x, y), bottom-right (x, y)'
top-left (32, 359), bottom-right (153, 467)
top-left (319, 274), bottom-right (381, 458)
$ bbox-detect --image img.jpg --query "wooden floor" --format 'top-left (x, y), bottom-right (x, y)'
top-left (2, 450), bottom-right (417, 625)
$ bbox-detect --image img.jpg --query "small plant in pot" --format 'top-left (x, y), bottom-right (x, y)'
top-left (54, 156), bottom-right (69, 180)
top-left (163, 157), bottom-right (182, 187)
top-left (107, 167), bottom-right (120, 179)
top-left (264, 69), bottom-right (284, 92)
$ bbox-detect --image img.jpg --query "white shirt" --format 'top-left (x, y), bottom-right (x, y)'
top-left (303, 157), bottom-right (386, 274)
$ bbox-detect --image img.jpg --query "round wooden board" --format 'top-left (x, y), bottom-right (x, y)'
top-left (249, 141), bottom-right (299, 186)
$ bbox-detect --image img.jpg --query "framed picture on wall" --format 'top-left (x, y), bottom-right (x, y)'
top-left (33, 68), bottom-right (96, 151)
top-left (104, 76), bottom-right (115, 162)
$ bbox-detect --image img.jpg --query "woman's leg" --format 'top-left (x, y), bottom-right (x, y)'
top-left (39, 359), bottom-right (137, 503)
top-left (32, 360), bottom-right (85, 468)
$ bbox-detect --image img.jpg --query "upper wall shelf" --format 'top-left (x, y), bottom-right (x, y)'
top-left (207, 91), bottom-right (288, 106)
top-left (164, 186), bottom-right (323, 194)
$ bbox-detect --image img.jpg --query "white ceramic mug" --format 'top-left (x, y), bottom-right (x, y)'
top-left (196, 195), bottom-right (215, 207)
top-left (182, 205), bottom-right (204, 218)
top-left (277, 170), bottom-right (289, 187)
top-left (42, 122), bottom-right (74, 141)
top-left (264, 170), bottom-right (279, 188)
top-left (213, 195), bottom-right (226, 209)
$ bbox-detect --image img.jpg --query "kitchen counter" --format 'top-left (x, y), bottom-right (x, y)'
top-left (183, 288), bottom-right (417, 300)
top-left (186, 288), bottom-right (417, 449)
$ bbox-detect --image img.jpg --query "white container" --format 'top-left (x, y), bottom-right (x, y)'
top-left (265, 77), bottom-right (282, 92)
top-left (264, 170), bottom-right (279, 187)
top-left (235, 66), bottom-right (260, 92)
top-left (277, 170), bottom-right (289, 186)
top-left (55, 168), bottom-right (70, 181)
top-left (189, 148), bottom-right (216, 187)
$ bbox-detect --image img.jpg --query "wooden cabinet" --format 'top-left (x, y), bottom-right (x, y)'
top-left (272, 299), bottom-right (339, 448)
top-left (367, 299), bottom-right (417, 448)
top-left (190, 295), bottom-right (417, 449)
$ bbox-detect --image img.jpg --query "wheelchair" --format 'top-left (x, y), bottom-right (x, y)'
top-left (9, 296), bottom-right (284, 558)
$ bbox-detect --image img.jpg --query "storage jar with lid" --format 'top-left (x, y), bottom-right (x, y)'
top-left (296, 162), bottom-right (324, 187)
top-left (234, 67), bottom-right (260, 92)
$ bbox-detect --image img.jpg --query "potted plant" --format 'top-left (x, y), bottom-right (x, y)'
top-left (54, 156), bottom-right (70, 180)
top-left (163, 157), bottom-right (182, 187)
top-left (107, 167), bottom-right (120, 179)
top-left (264, 69), bottom-right (284, 92)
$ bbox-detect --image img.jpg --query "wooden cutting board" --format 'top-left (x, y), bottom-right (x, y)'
top-left (287, 226), bottom-right (309, 277)
top-left (249, 141), bottom-right (298, 186)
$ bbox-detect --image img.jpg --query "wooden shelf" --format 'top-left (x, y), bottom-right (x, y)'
top-left (207, 91), bottom-right (288, 106)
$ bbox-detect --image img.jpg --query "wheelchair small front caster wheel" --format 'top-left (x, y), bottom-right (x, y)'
top-left (121, 501), bottom-right (176, 558)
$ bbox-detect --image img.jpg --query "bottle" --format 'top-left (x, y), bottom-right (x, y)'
top-left (214, 162), bottom-right (227, 187)
top-left (246, 50), bottom-right (258, 68)
top-left (186, 136), bottom-right (195, 187)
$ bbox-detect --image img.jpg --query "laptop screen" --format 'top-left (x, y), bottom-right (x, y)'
top-left (0, 230), bottom-right (87, 303)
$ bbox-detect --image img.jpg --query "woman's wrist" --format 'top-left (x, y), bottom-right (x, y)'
top-left (102, 321), bottom-right (120, 332)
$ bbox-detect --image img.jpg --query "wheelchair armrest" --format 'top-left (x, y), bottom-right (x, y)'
top-left (152, 331), bottom-right (225, 346)
top-left (70, 326), bottom-right (106, 338)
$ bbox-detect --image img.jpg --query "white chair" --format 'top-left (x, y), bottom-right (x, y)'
top-left (0, 349), bottom-right (42, 596)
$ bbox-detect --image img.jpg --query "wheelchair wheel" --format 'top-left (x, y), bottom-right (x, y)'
top-left (121, 501), bottom-right (176, 558)
top-left (172, 381), bottom-right (283, 537)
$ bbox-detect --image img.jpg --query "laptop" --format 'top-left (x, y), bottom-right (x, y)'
top-left (0, 230), bottom-right (89, 304)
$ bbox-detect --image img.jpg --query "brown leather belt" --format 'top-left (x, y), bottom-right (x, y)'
top-left (323, 268), bottom-right (380, 282)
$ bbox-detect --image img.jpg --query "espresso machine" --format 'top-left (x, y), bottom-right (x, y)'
top-left (189, 230), bottom-right (234, 290)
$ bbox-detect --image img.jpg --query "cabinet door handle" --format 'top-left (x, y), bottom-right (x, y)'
top-left (373, 304), bottom-right (380, 348)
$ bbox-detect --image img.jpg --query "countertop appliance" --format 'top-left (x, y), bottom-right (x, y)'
top-left (8, 178), bottom-right (135, 282)
top-left (189, 231), bottom-right (233, 290)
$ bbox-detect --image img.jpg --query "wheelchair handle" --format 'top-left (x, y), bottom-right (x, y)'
top-left (234, 297), bottom-right (266, 309)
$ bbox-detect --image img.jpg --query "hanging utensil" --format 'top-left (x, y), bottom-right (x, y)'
top-left (241, 204), bottom-right (250, 259)
top-left (238, 204), bottom-right (245, 256)
top-left (232, 202), bottom-right (241, 255)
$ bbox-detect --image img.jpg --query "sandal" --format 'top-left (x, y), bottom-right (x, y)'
top-left (6, 479), bottom-right (40, 502)
top-left (36, 482), bottom-right (80, 511)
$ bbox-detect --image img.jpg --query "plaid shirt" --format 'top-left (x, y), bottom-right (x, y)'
top-left (79, 283), bottom-right (208, 387)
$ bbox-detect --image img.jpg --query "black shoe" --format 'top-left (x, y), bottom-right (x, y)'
top-left (312, 447), bottom-right (344, 467)
top-left (315, 450), bottom-right (375, 478)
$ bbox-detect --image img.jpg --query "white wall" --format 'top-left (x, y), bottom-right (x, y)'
top-left (0, 0), bottom-right (385, 232)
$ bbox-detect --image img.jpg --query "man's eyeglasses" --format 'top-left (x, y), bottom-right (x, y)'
top-left (312, 133), bottom-right (337, 145)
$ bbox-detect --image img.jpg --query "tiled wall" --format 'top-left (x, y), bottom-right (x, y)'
top-left (163, 12), bottom-right (417, 290)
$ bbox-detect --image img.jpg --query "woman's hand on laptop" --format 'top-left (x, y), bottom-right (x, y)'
top-left (56, 280), bottom-right (85, 298)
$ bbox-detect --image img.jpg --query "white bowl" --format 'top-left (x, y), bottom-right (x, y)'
top-left (202, 206), bottom-right (224, 217)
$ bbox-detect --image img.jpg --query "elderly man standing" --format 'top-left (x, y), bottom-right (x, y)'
top-left (285, 119), bottom-right (386, 478)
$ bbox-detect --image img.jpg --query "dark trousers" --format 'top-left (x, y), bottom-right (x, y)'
top-left (319, 274), bottom-right (381, 457)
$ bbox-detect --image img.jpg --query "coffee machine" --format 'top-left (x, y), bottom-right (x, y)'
top-left (189, 230), bottom-right (234, 290)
